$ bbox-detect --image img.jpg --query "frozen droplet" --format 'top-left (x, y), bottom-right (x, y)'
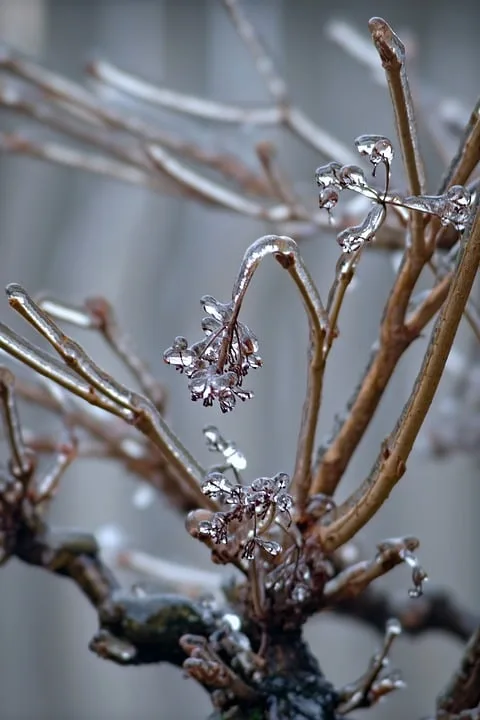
top-left (202, 472), bottom-right (232, 499)
top-left (337, 164), bottom-right (369, 190)
top-left (315, 161), bottom-right (342, 188)
top-left (386, 618), bottom-right (402, 637)
top-left (223, 443), bottom-right (247, 471)
top-left (319, 186), bottom-right (340, 212)
top-left (203, 425), bottom-right (224, 452)
top-left (355, 134), bottom-right (394, 173)
top-left (163, 336), bottom-right (196, 371)
top-left (223, 613), bottom-right (241, 632)
top-left (337, 203), bottom-right (386, 252)
top-left (200, 295), bottom-right (231, 322)
top-left (272, 472), bottom-right (290, 490)
top-left (132, 483), bottom-right (155, 509)
top-left (258, 539), bottom-right (282, 556)
top-left (305, 493), bottom-right (336, 519)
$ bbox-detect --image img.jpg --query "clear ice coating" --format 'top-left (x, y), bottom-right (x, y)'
top-left (203, 425), bottom-right (247, 470)
top-left (355, 134), bottom-right (394, 175)
top-left (399, 185), bottom-right (473, 231)
top-left (337, 203), bottom-right (386, 252)
top-left (195, 470), bottom-right (294, 565)
top-left (164, 293), bottom-right (262, 412)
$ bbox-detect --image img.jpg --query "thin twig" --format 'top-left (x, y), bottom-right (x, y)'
top-left (437, 627), bottom-right (480, 715)
top-left (2, 285), bottom-right (213, 511)
top-left (230, 236), bottom-right (328, 511)
top-left (369, 17), bottom-right (426, 257)
top-left (0, 366), bottom-right (32, 477)
top-left (319, 199), bottom-right (480, 551)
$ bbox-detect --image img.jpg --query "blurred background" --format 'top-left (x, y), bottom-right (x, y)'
top-left (0, 0), bottom-right (479, 718)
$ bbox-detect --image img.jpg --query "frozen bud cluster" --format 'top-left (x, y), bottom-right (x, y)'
top-left (164, 295), bottom-right (262, 413)
top-left (187, 471), bottom-right (293, 564)
top-left (316, 134), bottom-right (474, 254)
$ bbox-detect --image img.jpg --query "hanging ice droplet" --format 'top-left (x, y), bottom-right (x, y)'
top-left (318, 186), bottom-right (340, 213)
top-left (163, 336), bottom-right (196, 371)
top-left (355, 134), bottom-right (394, 174)
top-left (315, 161), bottom-right (342, 188)
top-left (258, 539), bottom-right (282, 556)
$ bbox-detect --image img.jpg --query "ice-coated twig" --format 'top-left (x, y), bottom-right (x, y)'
top-left (337, 618), bottom-right (403, 714)
top-left (2, 285), bottom-right (213, 511)
top-left (86, 58), bottom-right (280, 125)
top-left (323, 536), bottom-right (424, 605)
top-left (324, 250), bottom-right (362, 357)
top-left (117, 550), bottom-right (225, 602)
top-left (319, 199), bottom-right (480, 551)
top-left (34, 430), bottom-right (78, 505)
top-left (334, 587), bottom-right (479, 643)
top-left (232, 236), bottom-right (328, 510)
top-left (437, 626), bottom-right (480, 716)
top-left (147, 144), bottom-right (290, 221)
top-left (220, 0), bottom-right (355, 165)
top-left (439, 97), bottom-right (480, 193)
top-left (37, 295), bottom-right (166, 411)
top-left (0, 366), bottom-right (32, 478)
top-left (369, 17), bottom-right (426, 256)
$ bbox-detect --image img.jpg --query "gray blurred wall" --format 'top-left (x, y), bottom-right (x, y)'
top-left (0, 1), bottom-right (479, 718)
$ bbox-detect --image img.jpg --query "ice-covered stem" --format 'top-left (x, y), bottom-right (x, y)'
top-left (337, 618), bottom-right (403, 714)
top-left (334, 587), bottom-right (479, 643)
top-left (232, 236), bottom-right (328, 510)
top-left (0, 367), bottom-right (32, 478)
top-left (37, 294), bottom-right (166, 410)
top-left (312, 243), bottom-right (431, 498)
top-left (439, 97), bottom-right (480, 192)
top-left (319, 198), bottom-right (480, 551)
top-left (369, 17), bottom-right (426, 256)
top-left (1, 285), bottom-right (212, 511)
top-left (437, 626), bottom-right (480, 716)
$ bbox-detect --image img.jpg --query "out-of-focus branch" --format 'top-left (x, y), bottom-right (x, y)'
top-left (333, 587), bottom-right (478, 643)
top-left (437, 627), bottom-right (480, 715)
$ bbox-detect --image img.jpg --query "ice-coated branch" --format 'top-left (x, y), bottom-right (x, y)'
top-left (319, 198), bottom-right (480, 551)
top-left (1, 285), bottom-right (212, 511)
top-left (0, 366), bottom-right (32, 478)
top-left (37, 295), bottom-right (166, 410)
top-left (231, 235), bottom-right (328, 509)
top-left (334, 587), bottom-right (479, 643)
top-left (369, 17), bottom-right (426, 256)
top-left (437, 626), bottom-right (480, 716)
